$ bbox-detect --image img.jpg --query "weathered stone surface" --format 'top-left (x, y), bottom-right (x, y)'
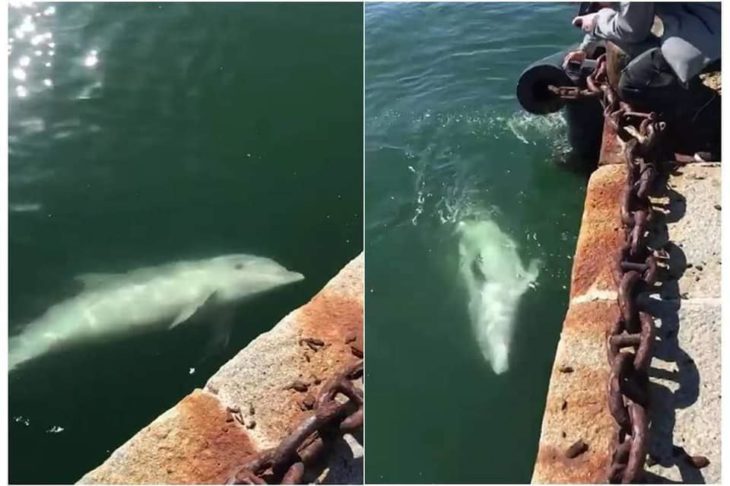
top-left (645, 299), bottom-right (721, 483)
top-left (534, 127), bottom-right (721, 483)
top-left (532, 301), bottom-right (616, 484)
top-left (78, 390), bottom-right (256, 484)
top-left (79, 254), bottom-right (364, 484)
top-left (642, 164), bottom-right (721, 483)
top-left (598, 122), bottom-right (624, 166)
top-left (570, 165), bottom-right (625, 300)
top-left (207, 254), bottom-right (363, 450)
top-left (655, 163), bottom-right (721, 300)
top-left (581, 164), bottom-right (626, 223)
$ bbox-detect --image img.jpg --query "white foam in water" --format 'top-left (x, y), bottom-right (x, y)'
top-left (393, 108), bottom-right (568, 226)
top-left (506, 111), bottom-right (572, 164)
top-left (507, 111), bottom-right (566, 146)
top-left (13, 416), bottom-right (30, 426)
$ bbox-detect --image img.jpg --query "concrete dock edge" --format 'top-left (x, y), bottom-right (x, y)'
top-left (531, 127), bottom-right (721, 483)
top-left (79, 253), bottom-right (364, 484)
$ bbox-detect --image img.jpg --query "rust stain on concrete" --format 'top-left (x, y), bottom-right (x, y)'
top-left (570, 219), bottom-right (624, 299)
top-left (277, 255), bottom-right (364, 436)
top-left (598, 122), bottom-right (624, 166)
top-left (535, 443), bottom-right (611, 484)
top-left (80, 390), bottom-right (256, 484)
top-left (569, 165), bottom-right (626, 300)
top-left (204, 254), bottom-right (364, 452)
top-left (299, 292), bottom-right (363, 368)
top-left (533, 302), bottom-right (617, 484)
top-left (534, 147), bottom-right (627, 483)
top-left (264, 291), bottom-right (363, 442)
top-left (534, 165), bottom-right (623, 485)
top-left (297, 255), bottom-right (364, 376)
top-left (535, 56), bottom-right (721, 482)
top-left (80, 254), bottom-right (364, 484)
top-left (582, 164), bottom-right (626, 223)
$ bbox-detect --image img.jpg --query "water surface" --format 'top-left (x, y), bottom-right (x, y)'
top-left (365, 3), bottom-right (587, 482)
top-left (8, 3), bottom-right (362, 483)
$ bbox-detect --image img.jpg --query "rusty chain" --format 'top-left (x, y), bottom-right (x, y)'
top-left (229, 360), bottom-right (363, 485)
top-left (547, 84), bottom-right (602, 100)
top-left (552, 54), bottom-right (670, 483)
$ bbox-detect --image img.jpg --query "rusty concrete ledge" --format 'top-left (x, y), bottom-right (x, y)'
top-left (533, 131), bottom-right (721, 482)
top-left (79, 253), bottom-right (364, 484)
top-left (533, 300), bottom-right (618, 484)
top-left (598, 122), bottom-right (624, 166)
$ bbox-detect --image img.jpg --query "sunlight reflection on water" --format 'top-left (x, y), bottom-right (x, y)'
top-left (9, 2), bottom-right (102, 102)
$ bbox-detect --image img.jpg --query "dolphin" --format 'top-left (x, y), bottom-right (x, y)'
top-left (9, 254), bottom-right (304, 372)
top-left (456, 219), bottom-right (540, 374)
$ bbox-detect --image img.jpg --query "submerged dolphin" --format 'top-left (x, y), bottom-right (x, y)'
top-left (9, 254), bottom-right (304, 371)
top-left (456, 219), bottom-right (539, 374)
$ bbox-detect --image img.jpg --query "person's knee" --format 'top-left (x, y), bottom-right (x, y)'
top-left (617, 71), bottom-right (641, 104)
top-left (617, 48), bottom-right (659, 104)
top-left (618, 48), bottom-right (685, 114)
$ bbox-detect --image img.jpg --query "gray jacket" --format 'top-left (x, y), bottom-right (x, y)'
top-left (585, 2), bottom-right (721, 83)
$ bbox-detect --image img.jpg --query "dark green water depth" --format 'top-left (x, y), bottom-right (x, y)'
top-left (8, 3), bottom-right (362, 483)
top-left (365, 3), bottom-right (587, 483)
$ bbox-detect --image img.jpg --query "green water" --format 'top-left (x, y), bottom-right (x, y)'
top-left (365, 3), bottom-right (587, 483)
top-left (8, 3), bottom-right (362, 483)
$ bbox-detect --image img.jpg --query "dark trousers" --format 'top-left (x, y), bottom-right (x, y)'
top-left (619, 48), bottom-right (688, 114)
top-left (618, 47), bottom-right (720, 152)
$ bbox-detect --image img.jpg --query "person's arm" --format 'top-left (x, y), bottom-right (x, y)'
top-left (592, 2), bottom-right (654, 43)
top-left (579, 33), bottom-right (604, 52)
top-left (563, 33), bottom-right (604, 68)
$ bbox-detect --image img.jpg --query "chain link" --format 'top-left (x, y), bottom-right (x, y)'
top-left (230, 360), bottom-right (363, 485)
top-left (547, 52), bottom-right (607, 102)
top-left (552, 53), bottom-right (669, 483)
top-left (231, 51), bottom-right (671, 485)
top-left (600, 56), bottom-right (664, 484)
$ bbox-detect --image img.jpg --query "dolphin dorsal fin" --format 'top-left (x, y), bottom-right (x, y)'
top-left (75, 273), bottom-right (119, 289)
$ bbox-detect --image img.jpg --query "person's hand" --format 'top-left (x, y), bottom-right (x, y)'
top-left (572, 12), bottom-right (599, 33)
top-left (563, 50), bottom-right (586, 69)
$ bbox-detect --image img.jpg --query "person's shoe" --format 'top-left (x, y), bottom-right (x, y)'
top-left (694, 151), bottom-right (720, 162)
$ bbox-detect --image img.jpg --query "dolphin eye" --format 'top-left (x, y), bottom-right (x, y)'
top-left (235, 263), bottom-right (244, 270)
